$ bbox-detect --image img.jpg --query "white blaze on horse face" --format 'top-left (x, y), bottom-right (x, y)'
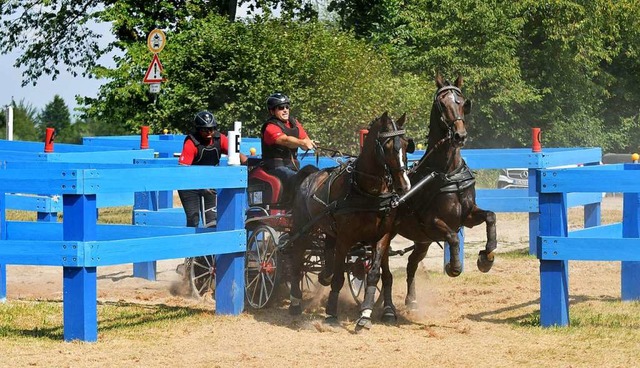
top-left (397, 146), bottom-right (411, 191)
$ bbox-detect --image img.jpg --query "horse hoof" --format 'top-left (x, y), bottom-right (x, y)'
top-left (445, 263), bottom-right (462, 277)
top-left (324, 315), bottom-right (340, 326)
top-left (354, 317), bottom-right (372, 333)
top-left (289, 304), bottom-right (302, 316)
top-left (405, 299), bottom-right (419, 311)
top-left (317, 271), bottom-right (333, 287)
top-left (381, 306), bottom-right (397, 323)
top-left (477, 250), bottom-right (495, 273)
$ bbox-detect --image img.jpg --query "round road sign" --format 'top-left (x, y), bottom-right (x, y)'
top-left (147, 29), bottom-right (166, 53)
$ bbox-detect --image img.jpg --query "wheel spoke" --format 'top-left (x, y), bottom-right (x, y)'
top-left (193, 272), bottom-right (210, 281)
top-left (193, 260), bottom-right (209, 269)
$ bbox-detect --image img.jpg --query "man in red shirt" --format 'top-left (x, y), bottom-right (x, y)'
top-left (178, 110), bottom-right (247, 227)
top-left (260, 93), bottom-right (316, 187)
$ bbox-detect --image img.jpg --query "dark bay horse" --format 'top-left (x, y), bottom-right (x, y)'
top-left (372, 75), bottom-right (497, 320)
top-left (285, 112), bottom-right (411, 328)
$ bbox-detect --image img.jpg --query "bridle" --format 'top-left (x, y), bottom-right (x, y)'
top-left (434, 85), bottom-right (466, 140)
top-left (377, 120), bottom-right (408, 173)
top-left (408, 85), bottom-right (467, 175)
top-left (350, 118), bottom-right (409, 193)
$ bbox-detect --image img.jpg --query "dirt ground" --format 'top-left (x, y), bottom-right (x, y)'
top-left (2, 196), bottom-right (639, 367)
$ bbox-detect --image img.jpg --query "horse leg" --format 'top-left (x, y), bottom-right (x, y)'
top-left (355, 234), bottom-right (390, 331)
top-left (380, 249), bottom-right (397, 324)
top-left (433, 218), bottom-right (462, 277)
top-left (288, 238), bottom-right (307, 316)
top-left (405, 241), bottom-right (430, 310)
top-left (318, 235), bottom-right (336, 286)
top-left (463, 205), bottom-right (497, 273)
top-left (325, 244), bottom-right (347, 325)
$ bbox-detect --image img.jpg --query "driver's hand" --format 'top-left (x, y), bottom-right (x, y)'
top-left (302, 139), bottom-right (315, 151)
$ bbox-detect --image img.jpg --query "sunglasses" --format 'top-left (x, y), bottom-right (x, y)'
top-left (276, 104), bottom-right (290, 111)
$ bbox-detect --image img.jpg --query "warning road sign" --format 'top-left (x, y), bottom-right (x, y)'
top-left (143, 54), bottom-right (164, 84)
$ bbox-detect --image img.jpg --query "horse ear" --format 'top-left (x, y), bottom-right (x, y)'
top-left (435, 73), bottom-right (445, 88)
top-left (397, 113), bottom-right (406, 128)
top-left (464, 99), bottom-right (472, 114)
top-left (455, 75), bottom-right (463, 88)
top-left (406, 138), bottom-right (416, 154)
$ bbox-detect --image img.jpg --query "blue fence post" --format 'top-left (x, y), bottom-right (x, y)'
top-left (62, 194), bottom-right (98, 342)
top-left (132, 191), bottom-right (157, 280)
top-left (622, 192), bottom-right (640, 300)
top-left (539, 192), bottom-right (570, 327)
top-left (0, 192), bottom-right (6, 302)
top-left (583, 203), bottom-right (601, 228)
top-left (214, 187), bottom-right (246, 315)
top-left (584, 161), bottom-right (602, 229)
top-left (528, 169), bottom-right (539, 255)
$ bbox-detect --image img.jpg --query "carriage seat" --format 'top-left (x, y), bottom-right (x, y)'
top-left (248, 166), bottom-right (287, 208)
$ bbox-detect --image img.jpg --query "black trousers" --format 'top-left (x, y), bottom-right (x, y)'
top-left (178, 189), bottom-right (216, 227)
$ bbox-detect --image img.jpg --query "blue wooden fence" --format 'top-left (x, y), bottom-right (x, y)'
top-left (0, 144), bottom-right (247, 341)
top-left (537, 163), bottom-right (640, 326)
top-left (1, 134), bottom-right (616, 333)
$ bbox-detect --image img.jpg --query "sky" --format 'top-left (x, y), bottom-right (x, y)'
top-left (0, 51), bottom-right (108, 117)
top-left (0, 21), bottom-right (115, 118)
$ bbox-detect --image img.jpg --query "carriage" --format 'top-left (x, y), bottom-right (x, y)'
top-left (180, 154), bottom-right (381, 309)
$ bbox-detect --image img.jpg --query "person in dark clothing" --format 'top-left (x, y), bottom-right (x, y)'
top-left (260, 93), bottom-right (316, 187)
top-left (178, 110), bottom-right (247, 227)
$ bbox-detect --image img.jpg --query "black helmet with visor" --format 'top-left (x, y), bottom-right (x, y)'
top-left (194, 111), bottom-right (217, 129)
top-left (266, 93), bottom-right (290, 111)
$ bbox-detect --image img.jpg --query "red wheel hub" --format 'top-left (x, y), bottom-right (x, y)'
top-left (260, 261), bottom-right (275, 274)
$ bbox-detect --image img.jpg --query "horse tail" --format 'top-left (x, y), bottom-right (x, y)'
top-left (290, 165), bottom-right (321, 232)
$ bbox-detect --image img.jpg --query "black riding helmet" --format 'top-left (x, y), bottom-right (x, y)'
top-left (194, 111), bottom-right (217, 129)
top-left (266, 93), bottom-right (290, 111)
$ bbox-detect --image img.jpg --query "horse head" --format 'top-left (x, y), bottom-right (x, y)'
top-left (432, 74), bottom-right (472, 148)
top-left (363, 112), bottom-right (412, 195)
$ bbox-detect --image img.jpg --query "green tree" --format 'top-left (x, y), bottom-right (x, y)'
top-left (0, 99), bottom-right (39, 141)
top-left (84, 15), bottom-right (426, 151)
top-left (38, 95), bottom-right (72, 142)
top-left (0, 0), bottom-right (319, 87)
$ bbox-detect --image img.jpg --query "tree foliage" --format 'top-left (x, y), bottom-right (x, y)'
top-left (4, 0), bottom-right (640, 153)
top-left (84, 16), bottom-right (430, 150)
top-left (0, 0), bottom-right (314, 86)
top-left (0, 99), bottom-right (39, 141)
top-left (328, 0), bottom-right (640, 152)
top-left (37, 95), bottom-right (71, 140)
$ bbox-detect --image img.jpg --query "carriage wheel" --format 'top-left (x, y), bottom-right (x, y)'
top-left (346, 258), bottom-right (383, 307)
top-left (299, 244), bottom-right (325, 295)
top-left (245, 225), bottom-right (281, 309)
top-left (281, 236), bottom-right (326, 296)
top-left (186, 255), bottom-right (216, 299)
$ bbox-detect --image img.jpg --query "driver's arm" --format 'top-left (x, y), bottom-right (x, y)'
top-left (274, 135), bottom-right (316, 150)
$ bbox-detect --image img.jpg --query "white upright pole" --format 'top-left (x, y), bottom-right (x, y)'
top-left (227, 121), bottom-right (242, 166)
top-left (5, 105), bottom-right (13, 141)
